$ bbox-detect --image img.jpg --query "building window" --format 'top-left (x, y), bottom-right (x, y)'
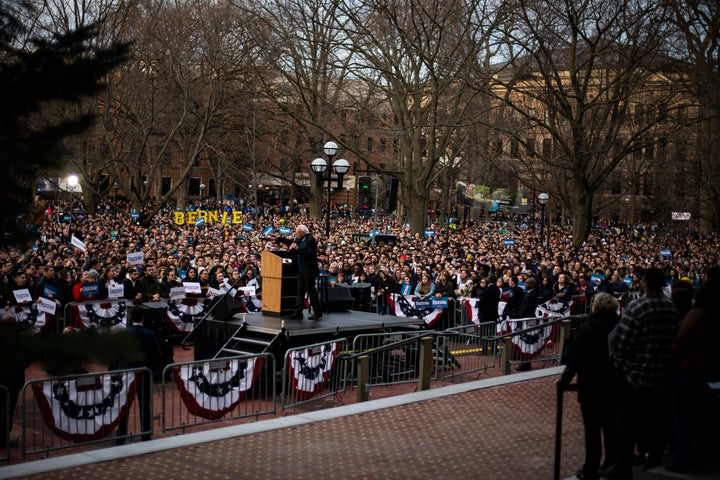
top-left (367, 136), bottom-right (374, 152)
top-left (510, 138), bottom-right (520, 157)
top-left (542, 138), bottom-right (552, 158)
top-left (380, 138), bottom-right (386, 153)
top-left (188, 177), bottom-right (200, 196)
top-left (161, 177), bottom-right (171, 195)
top-left (526, 138), bottom-right (536, 156)
top-left (209, 179), bottom-right (217, 197)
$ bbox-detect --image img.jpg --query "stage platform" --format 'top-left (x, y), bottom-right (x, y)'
top-left (191, 309), bottom-right (425, 360)
top-left (229, 310), bottom-right (423, 338)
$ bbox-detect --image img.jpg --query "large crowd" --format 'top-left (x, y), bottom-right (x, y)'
top-left (1, 196), bottom-right (718, 315)
top-left (2, 196), bottom-right (720, 470)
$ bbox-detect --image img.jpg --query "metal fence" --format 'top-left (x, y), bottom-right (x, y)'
top-left (492, 316), bottom-right (571, 374)
top-left (438, 322), bottom-right (499, 381)
top-left (161, 353), bottom-right (276, 433)
top-left (21, 367), bottom-right (151, 457)
top-left (349, 331), bottom-right (432, 387)
top-left (281, 339), bottom-right (349, 410)
top-left (1, 385), bottom-right (9, 461)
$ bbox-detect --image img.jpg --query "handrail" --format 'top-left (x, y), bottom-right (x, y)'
top-left (338, 330), bottom-right (442, 361)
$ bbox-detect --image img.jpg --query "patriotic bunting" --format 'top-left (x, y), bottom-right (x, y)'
top-left (388, 293), bottom-right (445, 327)
top-left (31, 373), bottom-right (137, 442)
top-left (172, 357), bottom-right (266, 420)
top-left (71, 301), bottom-right (128, 332)
top-left (287, 342), bottom-right (340, 400)
top-left (165, 298), bottom-right (211, 333)
top-left (8, 304), bottom-right (49, 334)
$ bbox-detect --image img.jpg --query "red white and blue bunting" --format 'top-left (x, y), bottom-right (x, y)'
top-left (165, 298), bottom-right (211, 333)
top-left (462, 298), bottom-right (507, 326)
top-left (31, 372), bottom-right (137, 442)
top-left (287, 342), bottom-right (340, 401)
top-left (172, 356), bottom-right (266, 420)
top-left (71, 301), bottom-right (128, 332)
top-left (8, 304), bottom-right (49, 334)
top-left (388, 293), bottom-right (445, 327)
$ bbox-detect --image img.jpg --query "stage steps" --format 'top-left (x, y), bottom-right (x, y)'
top-left (215, 322), bottom-right (285, 358)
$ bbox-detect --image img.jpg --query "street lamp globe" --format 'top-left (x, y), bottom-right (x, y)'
top-left (67, 174), bottom-right (79, 190)
top-left (323, 141), bottom-right (339, 157)
top-left (311, 157), bottom-right (328, 174)
top-left (333, 158), bottom-right (349, 175)
top-left (538, 192), bottom-right (549, 206)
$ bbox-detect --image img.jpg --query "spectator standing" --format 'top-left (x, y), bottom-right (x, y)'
top-left (559, 293), bottom-right (621, 480)
top-left (608, 267), bottom-right (679, 477)
top-left (115, 306), bottom-right (161, 444)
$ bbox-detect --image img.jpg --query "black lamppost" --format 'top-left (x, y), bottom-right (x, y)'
top-left (311, 141), bottom-right (349, 237)
top-left (538, 192), bottom-right (549, 249)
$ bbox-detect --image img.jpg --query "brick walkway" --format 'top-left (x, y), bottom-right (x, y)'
top-left (1, 369), bottom-right (587, 480)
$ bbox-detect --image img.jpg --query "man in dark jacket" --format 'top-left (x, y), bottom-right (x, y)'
top-left (558, 293), bottom-right (620, 480)
top-left (477, 274), bottom-right (501, 323)
top-left (277, 225), bottom-right (322, 320)
top-left (503, 276), bottom-right (525, 319)
top-left (116, 306), bottom-right (162, 444)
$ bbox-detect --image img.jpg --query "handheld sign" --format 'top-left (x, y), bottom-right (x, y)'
top-left (170, 286), bottom-right (186, 300)
top-left (108, 283), bottom-right (124, 299)
top-left (13, 288), bottom-right (32, 303)
top-left (127, 251), bottom-right (144, 266)
top-left (71, 235), bottom-right (86, 252)
top-left (184, 282), bottom-right (201, 295)
top-left (37, 297), bottom-right (57, 315)
top-left (239, 286), bottom-right (256, 296)
top-left (207, 287), bottom-right (224, 297)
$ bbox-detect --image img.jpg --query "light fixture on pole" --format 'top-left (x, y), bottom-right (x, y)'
top-left (67, 174), bottom-right (78, 193)
top-left (624, 196), bottom-right (630, 224)
top-left (538, 192), bottom-right (549, 248)
top-left (311, 141), bottom-right (347, 237)
top-left (199, 183), bottom-right (206, 198)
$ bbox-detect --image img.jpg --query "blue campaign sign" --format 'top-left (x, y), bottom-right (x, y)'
top-left (624, 276), bottom-right (632, 285)
top-left (414, 298), bottom-right (432, 309)
top-left (503, 238), bottom-right (516, 247)
top-left (81, 282), bottom-right (99, 296)
top-left (660, 249), bottom-right (672, 258)
top-left (590, 273), bottom-right (606, 285)
top-left (263, 226), bottom-right (275, 236)
top-left (242, 223), bottom-right (253, 231)
top-left (430, 297), bottom-right (449, 309)
top-left (424, 229), bottom-right (435, 238)
top-left (279, 227), bottom-right (292, 235)
top-left (63, 214), bottom-right (73, 222)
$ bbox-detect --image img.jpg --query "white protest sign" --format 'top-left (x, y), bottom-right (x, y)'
top-left (107, 283), bottom-right (124, 299)
top-left (13, 288), bottom-right (32, 303)
top-left (239, 286), bottom-right (256, 296)
top-left (71, 235), bottom-right (86, 252)
top-left (37, 297), bottom-right (57, 315)
top-left (170, 286), bottom-right (186, 299)
top-left (184, 282), bottom-right (201, 294)
top-left (127, 251), bottom-right (144, 266)
top-left (207, 287), bottom-right (224, 297)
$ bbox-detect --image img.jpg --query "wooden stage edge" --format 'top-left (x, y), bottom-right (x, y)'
top-left (210, 310), bottom-right (423, 338)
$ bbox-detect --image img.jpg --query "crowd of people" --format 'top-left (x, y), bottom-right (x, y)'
top-left (1, 196), bottom-right (720, 467)
top-left (2, 197), bottom-right (718, 319)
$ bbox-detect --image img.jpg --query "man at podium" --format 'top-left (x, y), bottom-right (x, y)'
top-left (276, 224), bottom-right (322, 320)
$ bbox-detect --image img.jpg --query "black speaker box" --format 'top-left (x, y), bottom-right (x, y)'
top-left (323, 286), bottom-right (353, 312)
top-left (207, 294), bottom-right (244, 320)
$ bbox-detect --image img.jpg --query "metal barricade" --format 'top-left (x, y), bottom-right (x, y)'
top-left (161, 354), bottom-right (276, 433)
top-left (493, 316), bottom-right (567, 374)
top-left (282, 339), bottom-right (349, 410)
top-left (1, 384), bottom-right (10, 461)
top-left (439, 322), bottom-right (499, 381)
top-left (21, 368), bottom-right (152, 457)
top-left (350, 331), bottom-right (438, 388)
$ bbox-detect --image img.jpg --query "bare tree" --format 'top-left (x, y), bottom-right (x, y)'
top-left (665, 0), bottom-right (720, 231)
top-left (485, 0), bottom-right (683, 248)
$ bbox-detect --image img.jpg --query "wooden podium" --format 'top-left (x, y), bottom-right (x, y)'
top-left (261, 250), bottom-right (298, 316)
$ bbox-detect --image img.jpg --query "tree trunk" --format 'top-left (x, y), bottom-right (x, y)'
top-left (404, 187), bottom-right (427, 234)
top-left (570, 187), bottom-right (593, 250)
top-left (310, 181), bottom-right (323, 220)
